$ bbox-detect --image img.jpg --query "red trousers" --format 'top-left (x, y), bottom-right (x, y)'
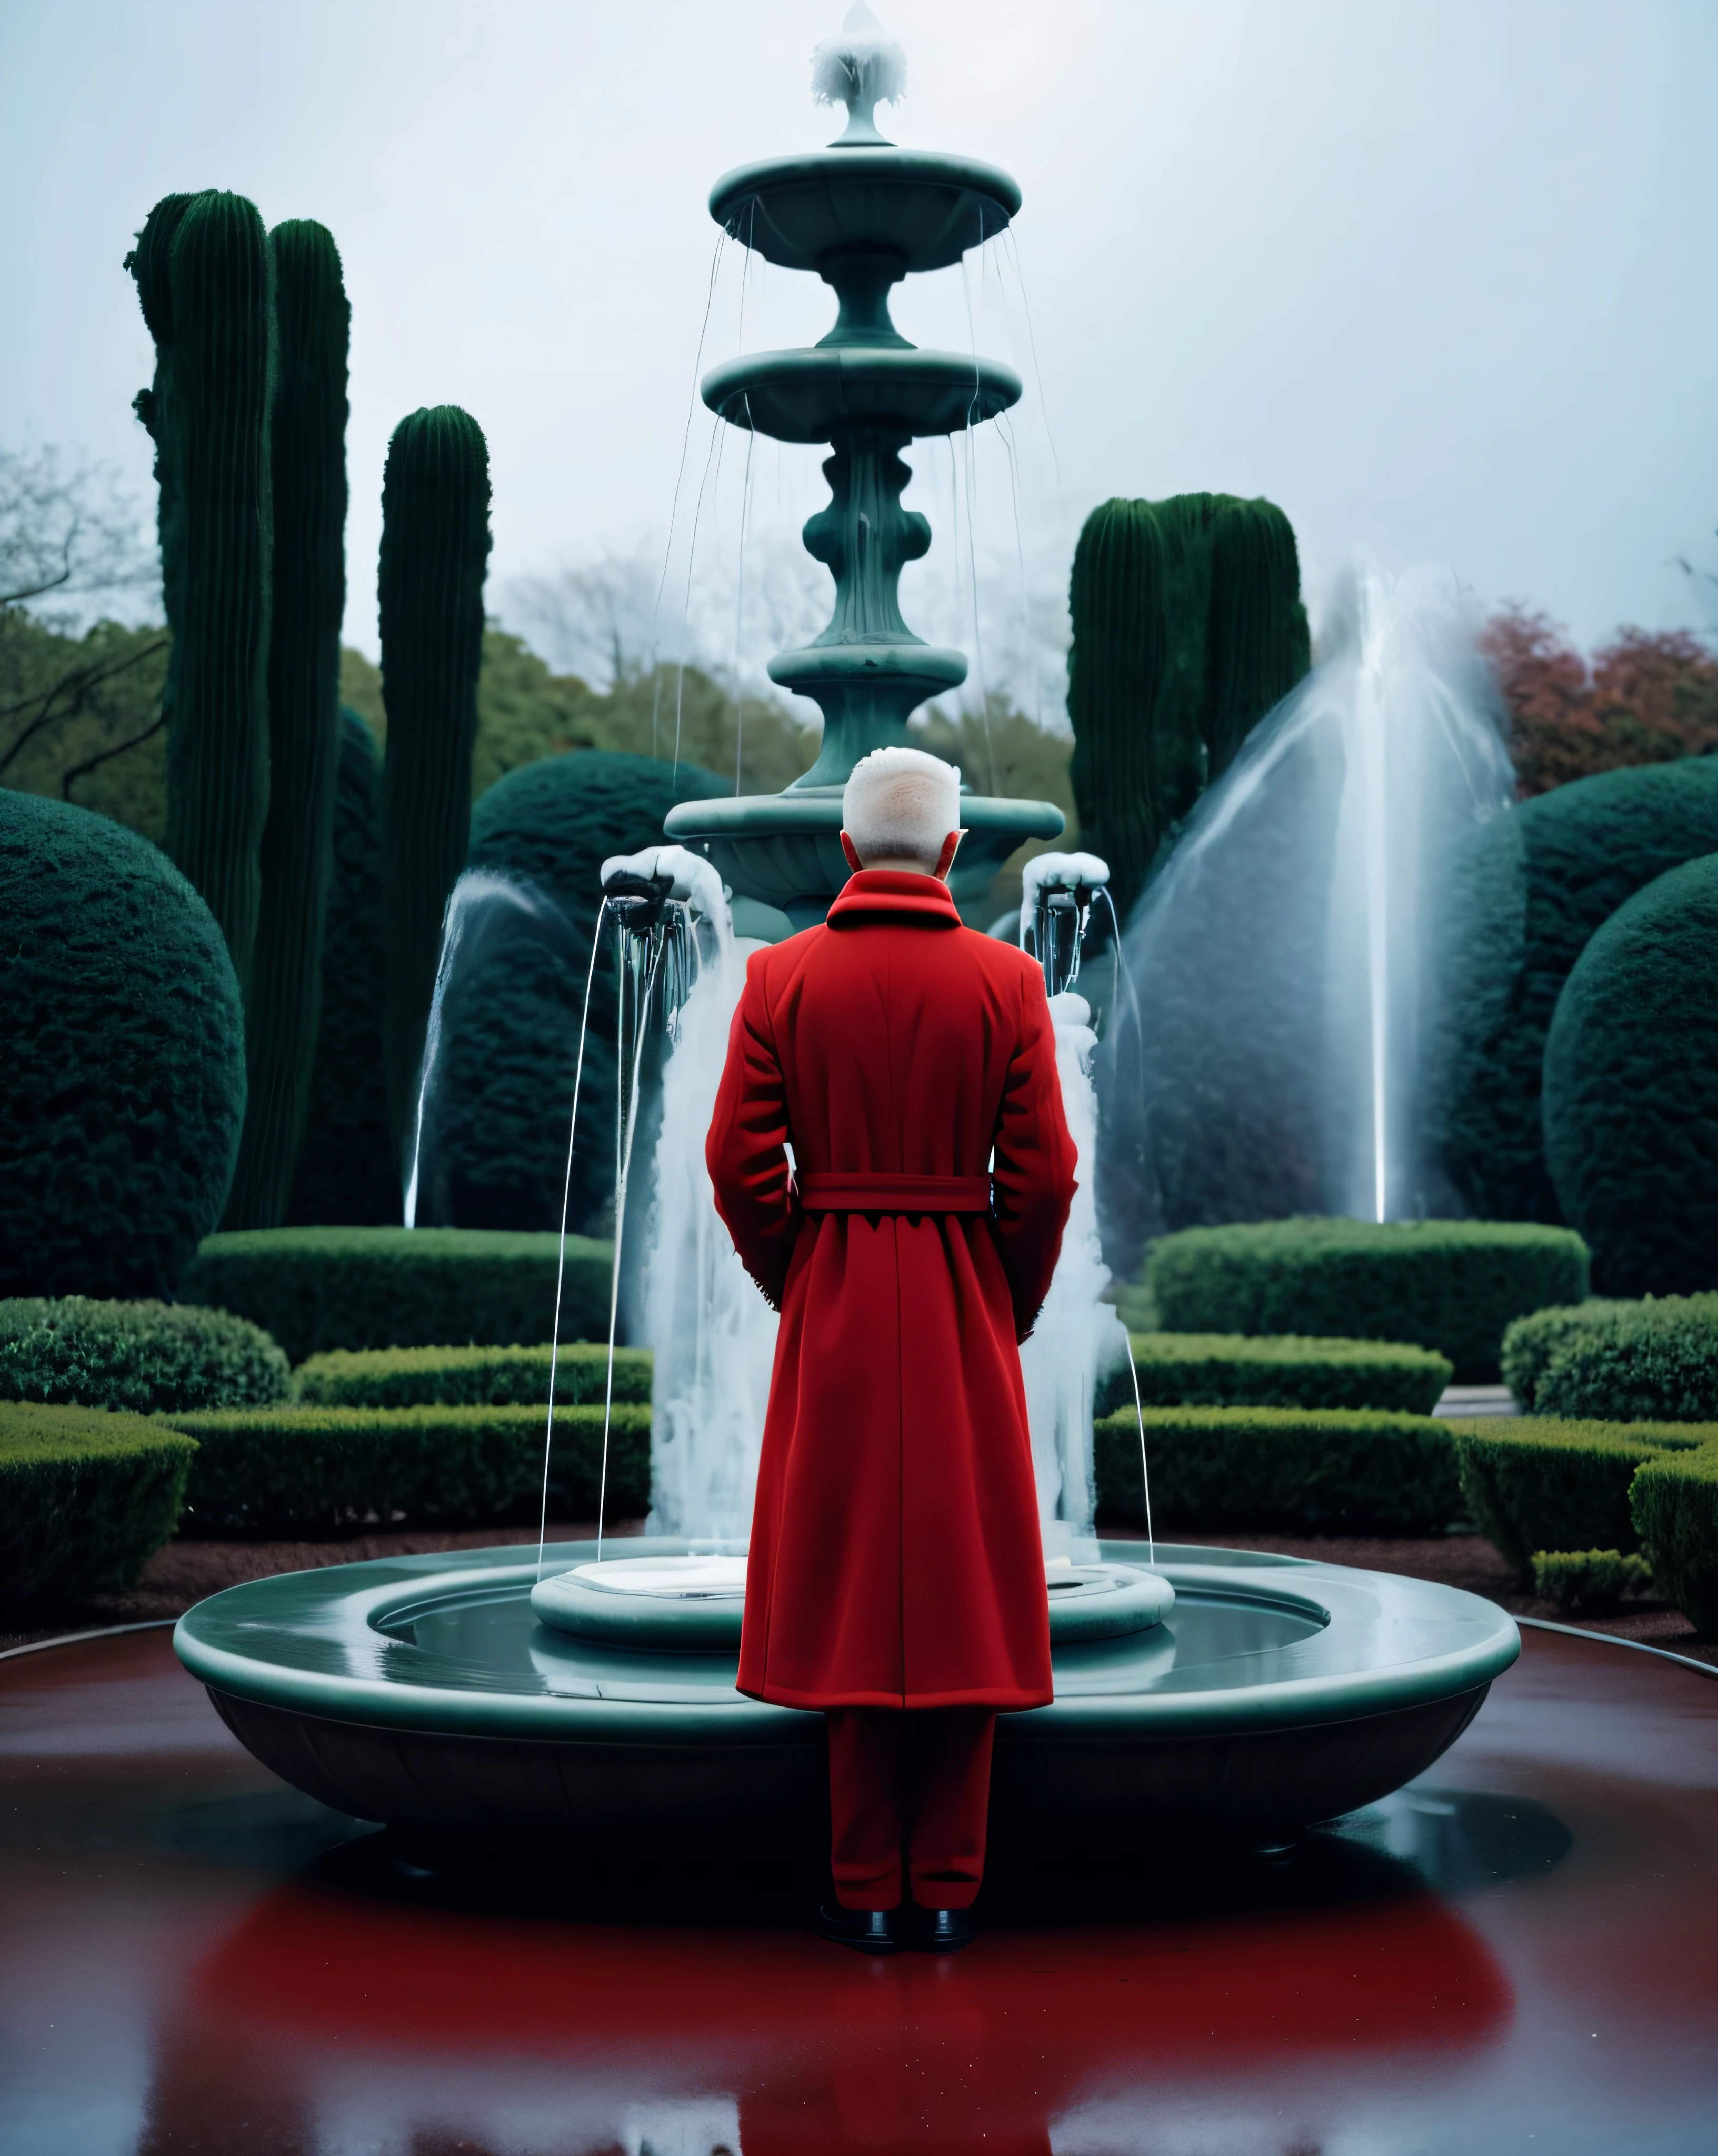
top-left (825, 1707), bottom-right (997, 1911)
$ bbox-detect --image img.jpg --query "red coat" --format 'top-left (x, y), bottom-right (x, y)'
top-left (706, 869), bottom-right (1078, 1713)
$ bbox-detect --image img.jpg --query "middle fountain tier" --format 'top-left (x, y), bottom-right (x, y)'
top-left (665, 106), bottom-right (1063, 931)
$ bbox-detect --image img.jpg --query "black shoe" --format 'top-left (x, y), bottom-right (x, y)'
top-left (814, 1903), bottom-right (902, 1954)
top-left (910, 1905), bottom-right (975, 1953)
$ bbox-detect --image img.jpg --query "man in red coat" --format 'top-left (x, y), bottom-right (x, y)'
top-left (706, 746), bottom-right (1077, 1954)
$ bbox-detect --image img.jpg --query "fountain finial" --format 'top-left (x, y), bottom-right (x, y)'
top-left (812, 3), bottom-right (906, 147)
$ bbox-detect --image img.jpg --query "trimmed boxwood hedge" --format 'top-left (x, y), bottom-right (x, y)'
top-left (1, 1400), bottom-right (196, 1604)
top-left (1530, 1548), bottom-right (1653, 1616)
top-left (1499, 1301), bottom-right (1633, 1410)
top-left (1093, 1404), bottom-right (1462, 1534)
top-left (162, 1401), bottom-right (650, 1536)
top-left (1630, 1448), bottom-right (1718, 1633)
top-left (294, 1341), bottom-right (651, 1409)
top-left (1094, 1332), bottom-right (1451, 1418)
top-left (1146, 1217), bottom-right (1590, 1381)
top-left (1542, 855), bottom-right (1718, 1296)
top-left (1530, 1295), bottom-right (1718, 1423)
top-left (0, 1297), bottom-right (289, 1414)
top-left (178, 1226), bottom-right (613, 1362)
top-left (1446, 1416), bottom-right (1714, 1578)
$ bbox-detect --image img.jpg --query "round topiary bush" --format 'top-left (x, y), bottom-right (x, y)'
top-left (1430, 756), bottom-right (1718, 1223)
top-left (0, 791), bottom-right (246, 1298)
top-left (412, 750), bottom-right (725, 1234)
top-left (1542, 854), bottom-right (1718, 1296)
top-left (0, 1297), bottom-right (291, 1413)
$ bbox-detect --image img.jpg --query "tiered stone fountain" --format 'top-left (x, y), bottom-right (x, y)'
top-left (173, 28), bottom-right (1517, 1868)
top-left (663, 32), bottom-right (1062, 931)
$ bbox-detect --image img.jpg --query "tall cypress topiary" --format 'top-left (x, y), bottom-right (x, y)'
top-left (378, 406), bottom-right (492, 1172)
top-left (127, 190), bottom-right (275, 991)
top-left (1067, 499), bottom-right (1171, 921)
top-left (225, 220), bottom-right (351, 1227)
top-left (1203, 497), bottom-right (1311, 784)
top-left (1067, 492), bottom-right (1310, 923)
top-left (287, 711), bottom-right (397, 1225)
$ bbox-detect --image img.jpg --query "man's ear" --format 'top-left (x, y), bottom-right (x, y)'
top-left (933, 829), bottom-right (965, 881)
top-left (840, 831), bottom-right (864, 872)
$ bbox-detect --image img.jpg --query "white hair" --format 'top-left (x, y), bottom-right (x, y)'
top-left (842, 746), bottom-right (962, 870)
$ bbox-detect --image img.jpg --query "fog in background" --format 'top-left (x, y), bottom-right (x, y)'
top-left (3, 0), bottom-right (1714, 716)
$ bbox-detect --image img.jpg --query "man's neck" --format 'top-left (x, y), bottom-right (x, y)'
top-left (853, 857), bottom-right (943, 879)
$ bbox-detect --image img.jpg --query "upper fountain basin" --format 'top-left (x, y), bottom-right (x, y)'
top-left (710, 148), bottom-right (1020, 272)
top-left (702, 348), bottom-right (1022, 443)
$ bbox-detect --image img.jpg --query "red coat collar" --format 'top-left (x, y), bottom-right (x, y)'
top-left (826, 869), bottom-right (963, 927)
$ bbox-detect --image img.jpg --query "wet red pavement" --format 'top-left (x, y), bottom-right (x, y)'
top-left (2, 1622), bottom-right (1715, 2153)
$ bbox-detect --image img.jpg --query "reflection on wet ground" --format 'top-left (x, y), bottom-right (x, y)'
top-left (2, 1624), bottom-right (1715, 2154)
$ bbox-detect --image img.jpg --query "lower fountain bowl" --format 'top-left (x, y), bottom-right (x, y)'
top-left (527, 1554), bottom-right (1174, 1650)
top-left (173, 1539), bottom-right (1518, 1856)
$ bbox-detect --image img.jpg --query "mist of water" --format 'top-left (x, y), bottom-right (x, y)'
top-left (632, 862), bottom-right (779, 1545)
top-left (1017, 988), bottom-right (1131, 1558)
top-left (404, 871), bottom-right (572, 1230)
top-left (1099, 559), bottom-right (1516, 1259)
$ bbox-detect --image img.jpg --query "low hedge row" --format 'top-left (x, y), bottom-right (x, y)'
top-left (1445, 1416), bottom-right (1714, 1578)
top-left (1093, 1405), bottom-right (1463, 1534)
top-left (160, 1402), bottom-right (651, 1537)
top-left (1631, 1449), bottom-right (1718, 1634)
top-left (1094, 1333), bottom-right (1451, 1418)
top-left (1506, 1294), bottom-right (1718, 1422)
top-left (0, 1297), bottom-right (290, 1414)
top-left (1499, 1301), bottom-right (1633, 1410)
top-left (1530, 1549), bottom-right (1654, 1615)
top-left (294, 1342), bottom-right (652, 1410)
top-left (178, 1228), bottom-right (613, 1363)
top-left (1, 1401), bottom-right (196, 1604)
top-left (1146, 1219), bottom-right (1591, 1380)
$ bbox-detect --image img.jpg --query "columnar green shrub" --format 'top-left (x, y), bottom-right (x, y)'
top-left (1146, 1218), bottom-right (1590, 1381)
top-left (163, 1401), bottom-right (649, 1535)
top-left (226, 219), bottom-right (350, 1227)
top-left (178, 1227), bottom-right (612, 1362)
top-left (1093, 1333), bottom-right (1451, 1418)
top-left (1499, 1301), bottom-right (1633, 1409)
top-left (378, 405), bottom-right (492, 1169)
top-left (1530, 1549), bottom-right (1654, 1615)
top-left (1446, 1416), bottom-right (1713, 1577)
top-left (1630, 1448), bottom-right (1718, 1633)
top-left (1542, 856), bottom-right (1718, 1296)
top-left (1067, 494), bottom-right (1309, 923)
top-left (1, 1401), bottom-right (195, 1603)
top-left (1202, 497), bottom-right (1311, 782)
top-left (127, 189), bottom-right (275, 991)
top-left (1524, 1295), bottom-right (1718, 1422)
top-left (0, 1299), bottom-right (288, 1413)
top-left (416, 750), bottom-right (726, 1233)
top-left (1092, 1404), bottom-right (1461, 1534)
top-left (287, 710), bottom-right (396, 1225)
top-left (1431, 757), bottom-right (1718, 1223)
top-left (294, 1341), bottom-right (650, 1409)
top-left (0, 792), bottom-right (246, 1299)
top-left (1067, 500), bottom-right (1171, 920)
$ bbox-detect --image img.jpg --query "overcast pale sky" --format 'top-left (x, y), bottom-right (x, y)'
top-left (4, 0), bottom-right (1714, 702)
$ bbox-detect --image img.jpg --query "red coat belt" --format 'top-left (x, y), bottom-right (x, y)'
top-left (797, 1171), bottom-right (993, 1214)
